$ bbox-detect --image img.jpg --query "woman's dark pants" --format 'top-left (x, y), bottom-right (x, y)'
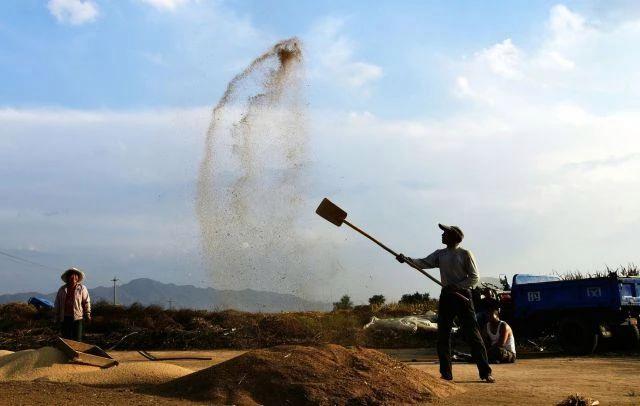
top-left (437, 289), bottom-right (492, 379)
top-left (61, 316), bottom-right (83, 341)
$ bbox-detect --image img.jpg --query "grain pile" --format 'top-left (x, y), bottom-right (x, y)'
top-left (0, 347), bottom-right (68, 380)
top-left (0, 347), bottom-right (192, 385)
top-left (161, 344), bottom-right (461, 405)
top-left (47, 361), bottom-right (193, 386)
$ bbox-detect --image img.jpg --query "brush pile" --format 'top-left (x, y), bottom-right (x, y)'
top-left (557, 393), bottom-right (600, 406)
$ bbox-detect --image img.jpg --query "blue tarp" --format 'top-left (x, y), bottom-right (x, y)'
top-left (28, 296), bottom-right (54, 310)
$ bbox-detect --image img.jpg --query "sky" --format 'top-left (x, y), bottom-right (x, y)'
top-left (1, 0), bottom-right (640, 303)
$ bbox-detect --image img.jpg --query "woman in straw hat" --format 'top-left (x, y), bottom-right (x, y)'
top-left (53, 267), bottom-right (91, 341)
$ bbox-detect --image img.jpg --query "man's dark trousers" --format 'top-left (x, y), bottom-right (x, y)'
top-left (61, 316), bottom-right (83, 342)
top-left (437, 288), bottom-right (492, 379)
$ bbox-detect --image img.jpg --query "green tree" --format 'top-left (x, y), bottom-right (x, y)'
top-left (368, 294), bottom-right (386, 307)
top-left (399, 291), bottom-right (431, 305)
top-left (333, 294), bottom-right (353, 311)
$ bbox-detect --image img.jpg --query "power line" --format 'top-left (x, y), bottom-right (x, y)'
top-left (0, 249), bottom-right (59, 271)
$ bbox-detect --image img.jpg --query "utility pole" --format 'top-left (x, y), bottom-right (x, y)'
top-left (111, 277), bottom-right (119, 305)
top-left (167, 299), bottom-right (174, 310)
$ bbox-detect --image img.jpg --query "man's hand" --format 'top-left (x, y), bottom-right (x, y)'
top-left (396, 254), bottom-right (406, 263)
top-left (86, 314), bottom-right (92, 322)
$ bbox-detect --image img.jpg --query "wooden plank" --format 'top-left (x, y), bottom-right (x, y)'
top-left (56, 337), bottom-right (119, 368)
top-left (55, 337), bottom-right (78, 360)
top-left (59, 338), bottom-right (94, 353)
top-left (72, 352), bottom-right (119, 368)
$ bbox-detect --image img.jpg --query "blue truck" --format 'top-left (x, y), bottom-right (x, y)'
top-left (497, 274), bottom-right (640, 354)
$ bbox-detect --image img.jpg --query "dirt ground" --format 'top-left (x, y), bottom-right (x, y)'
top-left (416, 357), bottom-right (639, 405)
top-left (0, 349), bottom-right (638, 405)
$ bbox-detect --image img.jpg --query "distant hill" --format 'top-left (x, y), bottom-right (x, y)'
top-left (0, 278), bottom-right (331, 312)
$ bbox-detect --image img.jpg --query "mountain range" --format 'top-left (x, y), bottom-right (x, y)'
top-left (0, 278), bottom-right (331, 312)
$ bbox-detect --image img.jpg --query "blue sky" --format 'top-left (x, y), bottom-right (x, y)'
top-left (1, 0), bottom-right (640, 303)
top-left (2, 1), bottom-right (557, 114)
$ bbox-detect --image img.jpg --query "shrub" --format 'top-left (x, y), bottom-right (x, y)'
top-left (368, 294), bottom-right (385, 307)
top-left (319, 310), bottom-right (364, 345)
top-left (0, 299), bottom-right (438, 350)
top-left (399, 292), bottom-right (431, 305)
top-left (257, 313), bottom-right (322, 343)
top-left (0, 303), bottom-right (37, 331)
top-left (558, 264), bottom-right (640, 280)
top-left (332, 295), bottom-right (353, 311)
top-left (376, 301), bottom-right (437, 317)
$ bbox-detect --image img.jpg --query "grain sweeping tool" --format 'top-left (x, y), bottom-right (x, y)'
top-left (315, 199), bottom-right (443, 286)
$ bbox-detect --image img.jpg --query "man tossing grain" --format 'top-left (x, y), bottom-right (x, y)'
top-left (396, 224), bottom-right (495, 383)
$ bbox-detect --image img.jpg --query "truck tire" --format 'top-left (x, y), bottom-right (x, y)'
top-left (618, 324), bottom-right (640, 350)
top-left (559, 318), bottom-right (599, 355)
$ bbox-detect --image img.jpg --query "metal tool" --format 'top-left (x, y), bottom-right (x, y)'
top-left (138, 350), bottom-right (212, 361)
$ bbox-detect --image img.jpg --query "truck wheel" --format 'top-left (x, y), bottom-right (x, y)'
top-left (559, 318), bottom-right (598, 355)
top-left (618, 324), bottom-right (640, 350)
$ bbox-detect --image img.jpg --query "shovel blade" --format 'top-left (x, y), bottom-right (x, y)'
top-left (316, 198), bottom-right (347, 227)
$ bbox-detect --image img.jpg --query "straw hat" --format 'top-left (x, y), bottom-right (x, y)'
top-left (61, 267), bottom-right (85, 283)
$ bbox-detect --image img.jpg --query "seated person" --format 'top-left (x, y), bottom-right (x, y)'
top-left (483, 309), bottom-right (516, 363)
top-left (475, 287), bottom-right (499, 327)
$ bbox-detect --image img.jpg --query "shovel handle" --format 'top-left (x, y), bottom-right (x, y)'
top-left (343, 220), bottom-right (442, 287)
top-left (405, 258), bottom-right (470, 303)
top-left (342, 220), bottom-right (471, 302)
top-left (343, 220), bottom-right (398, 256)
top-left (404, 258), bottom-right (443, 287)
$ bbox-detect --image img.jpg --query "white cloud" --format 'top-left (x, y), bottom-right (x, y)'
top-left (476, 38), bottom-right (523, 79)
top-left (306, 17), bottom-right (383, 92)
top-left (455, 4), bottom-right (640, 106)
top-left (3, 98), bottom-right (640, 298)
top-left (318, 103), bottom-right (639, 289)
top-left (549, 4), bottom-right (588, 40)
top-left (535, 50), bottom-right (575, 71)
top-left (0, 106), bottom-right (208, 126)
top-left (0, 106), bottom-right (209, 293)
top-left (455, 76), bottom-right (473, 97)
top-left (342, 62), bottom-right (383, 88)
top-left (440, 4), bottom-right (640, 276)
top-left (47, 0), bottom-right (98, 25)
top-left (454, 75), bottom-right (495, 104)
top-left (138, 0), bottom-right (190, 11)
